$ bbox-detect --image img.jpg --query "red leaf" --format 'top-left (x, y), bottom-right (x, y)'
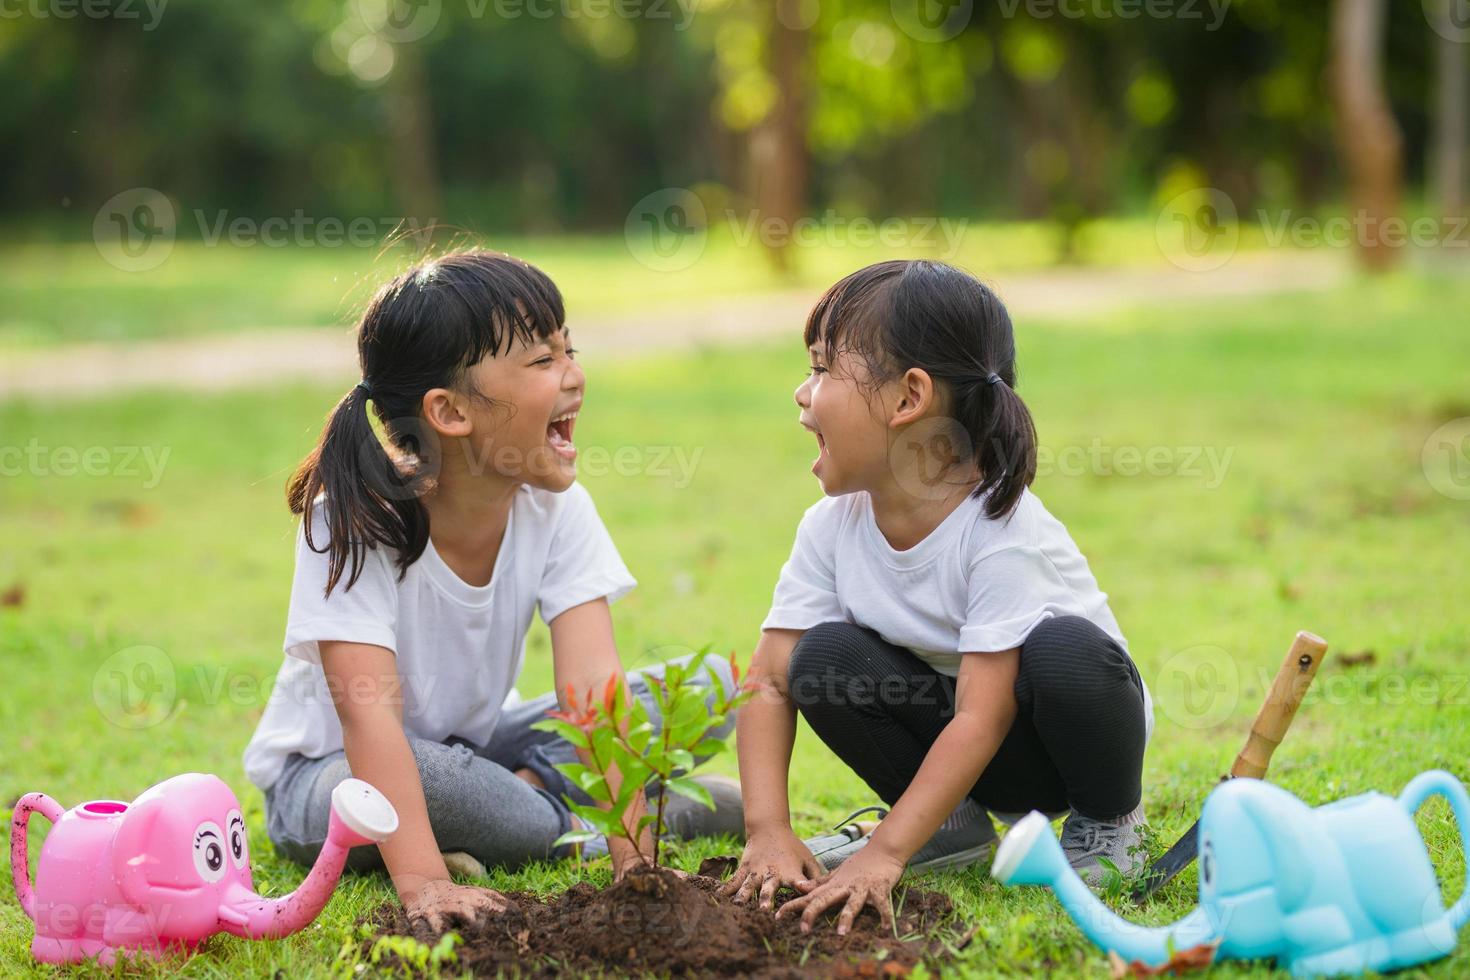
top-left (565, 682), bottom-right (579, 712)
top-left (602, 673), bottom-right (619, 717)
top-left (728, 650), bottom-right (741, 687)
top-left (0, 583), bottom-right (23, 608)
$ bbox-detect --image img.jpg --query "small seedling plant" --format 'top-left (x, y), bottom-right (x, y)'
top-left (531, 652), bottom-right (754, 867)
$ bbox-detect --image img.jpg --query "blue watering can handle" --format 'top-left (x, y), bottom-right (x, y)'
top-left (1399, 770), bottom-right (1470, 930)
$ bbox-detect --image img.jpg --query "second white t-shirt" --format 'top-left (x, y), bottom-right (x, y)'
top-left (243, 481), bottom-right (636, 791)
top-left (762, 488), bottom-right (1153, 740)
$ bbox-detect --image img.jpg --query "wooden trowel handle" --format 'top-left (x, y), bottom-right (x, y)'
top-left (1229, 631), bottom-right (1328, 779)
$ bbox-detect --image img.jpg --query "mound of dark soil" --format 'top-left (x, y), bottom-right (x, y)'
top-left (362, 864), bottom-right (963, 978)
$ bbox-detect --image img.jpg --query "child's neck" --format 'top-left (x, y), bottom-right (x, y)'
top-left (423, 468), bottom-right (519, 587)
top-left (867, 476), bottom-right (979, 553)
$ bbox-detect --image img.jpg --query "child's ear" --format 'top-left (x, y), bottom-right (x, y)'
top-left (888, 368), bottom-right (936, 428)
top-left (421, 387), bottom-right (473, 438)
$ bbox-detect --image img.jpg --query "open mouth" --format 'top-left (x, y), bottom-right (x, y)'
top-left (802, 420), bottom-right (828, 473)
top-left (548, 409), bottom-right (578, 460)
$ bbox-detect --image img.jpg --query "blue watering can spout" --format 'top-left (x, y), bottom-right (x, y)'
top-left (991, 812), bottom-right (1219, 967)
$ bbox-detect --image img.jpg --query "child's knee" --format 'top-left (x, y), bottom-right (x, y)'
top-left (1017, 616), bottom-right (1142, 703)
top-left (787, 621), bottom-right (865, 683)
top-left (787, 622), bottom-right (874, 710)
top-left (409, 739), bottom-right (477, 810)
top-left (1019, 616), bottom-right (1113, 672)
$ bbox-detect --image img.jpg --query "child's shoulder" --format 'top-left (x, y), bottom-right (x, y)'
top-left (958, 486), bottom-right (1046, 558)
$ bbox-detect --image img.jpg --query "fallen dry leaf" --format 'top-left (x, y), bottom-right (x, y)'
top-left (0, 583), bottom-right (24, 608)
top-left (696, 855), bottom-right (739, 878)
top-left (1338, 649), bottom-right (1378, 668)
top-left (1108, 941), bottom-right (1219, 977)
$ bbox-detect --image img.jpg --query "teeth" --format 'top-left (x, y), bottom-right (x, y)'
top-left (551, 411), bottom-right (579, 424)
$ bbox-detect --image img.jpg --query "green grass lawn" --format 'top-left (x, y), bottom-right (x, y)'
top-left (3, 271), bottom-right (1469, 977)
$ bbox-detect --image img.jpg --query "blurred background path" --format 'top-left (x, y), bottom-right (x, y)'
top-left (0, 252), bottom-right (1347, 402)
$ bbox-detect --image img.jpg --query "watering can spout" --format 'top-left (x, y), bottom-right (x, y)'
top-left (220, 779), bottom-right (397, 940)
top-left (992, 812), bottom-right (1219, 967)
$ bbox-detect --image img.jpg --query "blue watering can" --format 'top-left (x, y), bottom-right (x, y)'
top-left (992, 770), bottom-right (1470, 977)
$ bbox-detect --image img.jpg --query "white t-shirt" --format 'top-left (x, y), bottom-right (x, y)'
top-left (762, 488), bottom-right (1153, 740)
top-left (243, 481), bottom-right (636, 790)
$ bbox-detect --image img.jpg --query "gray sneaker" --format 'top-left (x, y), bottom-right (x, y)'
top-left (908, 815), bottom-right (997, 872)
top-left (804, 805), bottom-right (997, 873)
top-left (1059, 805), bottom-right (1148, 886)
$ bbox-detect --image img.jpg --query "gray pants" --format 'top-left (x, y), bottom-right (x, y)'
top-left (265, 653), bottom-right (735, 871)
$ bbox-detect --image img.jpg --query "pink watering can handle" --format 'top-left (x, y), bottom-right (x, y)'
top-left (10, 793), bottom-right (65, 922)
top-left (1398, 769), bottom-right (1470, 931)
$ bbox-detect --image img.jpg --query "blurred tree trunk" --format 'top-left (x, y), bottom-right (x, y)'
top-left (383, 44), bottom-right (441, 243)
top-left (750, 0), bottom-right (809, 274)
top-left (83, 23), bottom-right (140, 202)
top-left (1329, 0), bottom-right (1403, 271)
top-left (1430, 2), bottom-right (1467, 219)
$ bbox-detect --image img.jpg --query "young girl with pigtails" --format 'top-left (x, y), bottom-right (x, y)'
top-left (724, 260), bottom-right (1154, 933)
top-left (242, 251), bottom-right (741, 928)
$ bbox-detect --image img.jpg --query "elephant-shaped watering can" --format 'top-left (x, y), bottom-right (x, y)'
top-left (992, 770), bottom-right (1470, 977)
top-left (10, 772), bottom-right (398, 964)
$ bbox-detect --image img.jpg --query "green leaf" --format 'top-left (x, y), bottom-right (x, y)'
top-left (690, 737), bottom-right (728, 757)
top-left (552, 829), bottom-right (603, 848)
top-left (664, 776), bottom-right (715, 811)
top-left (531, 717), bottom-right (590, 749)
top-left (574, 768), bottom-right (613, 803)
top-left (552, 761), bottom-right (593, 785)
top-left (568, 805), bottom-right (621, 837)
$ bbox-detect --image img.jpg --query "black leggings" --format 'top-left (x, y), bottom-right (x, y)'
top-left (787, 616), bottom-right (1146, 820)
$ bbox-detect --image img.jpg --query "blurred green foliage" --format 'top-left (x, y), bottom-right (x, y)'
top-left (0, 0), bottom-right (1451, 236)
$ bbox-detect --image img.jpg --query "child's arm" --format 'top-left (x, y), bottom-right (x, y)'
top-left (778, 647), bottom-right (1020, 935)
top-left (320, 641), bottom-right (509, 928)
top-left (722, 628), bottom-right (825, 909)
top-left (547, 597), bottom-right (653, 878)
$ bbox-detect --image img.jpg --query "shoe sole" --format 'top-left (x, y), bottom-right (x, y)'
top-left (909, 840), bottom-right (996, 872)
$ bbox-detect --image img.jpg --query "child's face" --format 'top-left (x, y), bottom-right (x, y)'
top-left (461, 328), bottom-right (584, 492)
top-left (794, 343), bottom-right (892, 496)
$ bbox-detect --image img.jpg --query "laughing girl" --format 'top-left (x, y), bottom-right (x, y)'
top-left (243, 251), bottom-right (740, 929)
top-left (724, 259), bottom-right (1153, 932)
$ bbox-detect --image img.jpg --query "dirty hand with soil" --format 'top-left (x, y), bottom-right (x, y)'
top-left (403, 878), bottom-right (511, 931)
top-left (778, 845), bottom-right (904, 934)
top-left (722, 826), bottom-right (823, 910)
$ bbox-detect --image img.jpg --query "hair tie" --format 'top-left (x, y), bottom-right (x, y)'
top-left (985, 373), bottom-right (1003, 387)
top-left (355, 380), bottom-right (372, 397)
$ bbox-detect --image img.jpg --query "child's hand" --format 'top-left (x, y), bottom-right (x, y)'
top-left (776, 847), bottom-right (901, 935)
top-left (403, 879), bottom-right (510, 932)
top-left (722, 828), bottom-right (823, 910)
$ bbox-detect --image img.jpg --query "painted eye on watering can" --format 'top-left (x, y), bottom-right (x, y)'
top-left (192, 821), bottom-right (227, 882)
top-left (1199, 832), bottom-right (1216, 891)
top-left (227, 808), bottom-right (248, 869)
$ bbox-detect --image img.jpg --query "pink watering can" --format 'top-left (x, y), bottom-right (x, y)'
top-left (10, 772), bottom-right (398, 965)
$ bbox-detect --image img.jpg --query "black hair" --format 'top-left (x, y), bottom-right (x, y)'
top-left (804, 259), bottom-right (1038, 519)
top-left (287, 250), bottom-right (565, 596)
